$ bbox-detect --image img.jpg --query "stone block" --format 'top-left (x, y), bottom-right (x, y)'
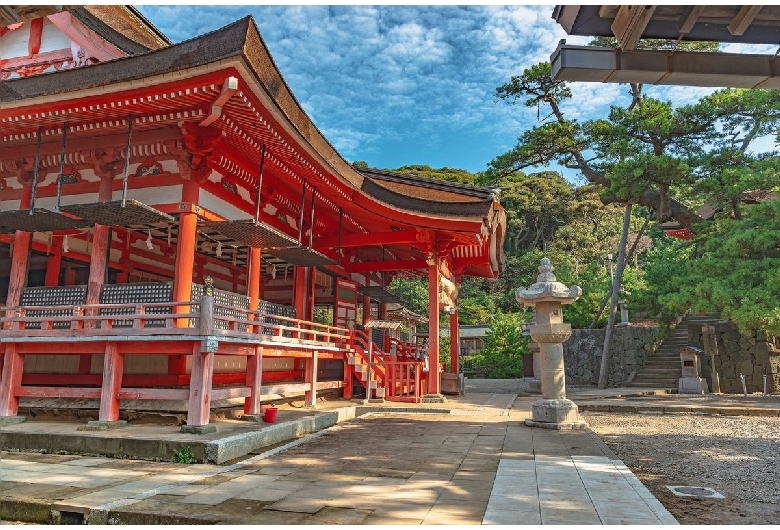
top-left (530, 398), bottom-right (581, 424)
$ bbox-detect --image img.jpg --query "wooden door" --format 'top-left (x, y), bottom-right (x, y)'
top-left (334, 278), bottom-right (358, 329)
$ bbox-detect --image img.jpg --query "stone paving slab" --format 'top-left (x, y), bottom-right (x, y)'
top-left (0, 388), bottom-right (722, 525)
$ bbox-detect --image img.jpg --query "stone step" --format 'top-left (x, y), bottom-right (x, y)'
top-left (630, 382), bottom-right (676, 388)
top-left (634, 373), bottom-right (679, 380)
top-left (633, 378), bottom-right (679, 384)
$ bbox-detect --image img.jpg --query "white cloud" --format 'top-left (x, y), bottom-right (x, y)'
top-left (136, 5), bottom-right (750, 176)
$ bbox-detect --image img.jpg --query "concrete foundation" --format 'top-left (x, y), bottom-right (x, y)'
top-left (0, 416), bottom-right (26, 427)
top-left (79, 420), bottom-right (128, 431)
top-left (524, 398), bottom-right (587, 429)
top-left (180, 424), bottom-right (217, 435)
top-left (421, 394), bottom-right (447, 403)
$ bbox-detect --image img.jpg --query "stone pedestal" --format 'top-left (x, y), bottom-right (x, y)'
top-left (528, 343), bottom-right (542, 394)
top-left (516, 258), bottom-right (586, 430)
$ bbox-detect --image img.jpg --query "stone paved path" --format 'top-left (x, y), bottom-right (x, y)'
top-left (0, 393), bottom-right (677, 525)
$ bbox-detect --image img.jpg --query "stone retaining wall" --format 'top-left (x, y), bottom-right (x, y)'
top-left (688, 321), bottom-right (780, 393)
top-left (563, 325), bottom-right (662, 387)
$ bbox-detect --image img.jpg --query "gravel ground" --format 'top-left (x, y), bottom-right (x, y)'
top-left (584, 412), bottom-right (780, 525)
top-left (466, 379), bottom-right (780, 525)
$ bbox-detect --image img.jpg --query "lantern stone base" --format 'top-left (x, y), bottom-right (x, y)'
top-left (524, 398), bottom-right (587, 430)
top-left (679, 377), bottom-right (708, 394)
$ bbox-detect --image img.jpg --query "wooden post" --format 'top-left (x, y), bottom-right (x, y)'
top-left (244, 346), bottom-right (263, 415)
top-left (293, 267), bottom-right (307, 335)
top-left (173, 179), bottom-right (200, 326)
top-left (304, 350), bottom-right (318, 406)
top-left (427, 255), bottom-right (441, 395)
top-left (183, 278), bottom-right (216, 431)
top-left (247, 247), bottom-right (261, 333)
top-left (98, 343), bottom-right (123, 422)
top-left (362, 294), bottom-right (371, 325)
top-left (0, 344), bottom-right (23, 417)
top-left (6, 185), bottom-right (33, 307)
top-left (450, 302), bottom-right (460, 374)
top-left (44, 238), bottom-right (62, 286)
top-left (170, 180), bottom-right (200, 376)
top-left (186, 342), bottom-right (214, 428)
top-left (86, 175), bottom-right (115, 306)
top-left (343, 355), bottom-right (353, 399)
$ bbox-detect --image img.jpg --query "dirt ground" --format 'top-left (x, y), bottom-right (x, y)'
top-left (583, 412), bottom-right (780, 525)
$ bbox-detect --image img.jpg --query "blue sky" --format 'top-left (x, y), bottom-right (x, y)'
top-left (137, 4), bottom-right (778, 182)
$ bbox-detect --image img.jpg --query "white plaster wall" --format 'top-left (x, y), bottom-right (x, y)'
top-left (0, 25), bottom-right (29, 59)
top-left (39, 18), bottom-right (71, 54)
top-left (199, 189), bottom-right (251, 221)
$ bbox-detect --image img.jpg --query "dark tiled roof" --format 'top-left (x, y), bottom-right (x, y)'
top-left (358, 167), bottom-right (499, 219)
top-left (358, 167), bottom-right (499, 201)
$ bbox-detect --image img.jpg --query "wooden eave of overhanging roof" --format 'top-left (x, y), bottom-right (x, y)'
top-left (0, 16), bottom-right (494, 235)
top-left (553, 5), bottom-right (780, 47)
top-left (70, 5), bottom-right (172, 54)
top-left (358, 167), bottom-right (499, 220)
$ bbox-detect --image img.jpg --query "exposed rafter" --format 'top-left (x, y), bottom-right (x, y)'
top-left (677, 6), bottom-right (705, 34)
top-left (610, 5), bottom-right (657, 51)
top-left (728, 5), bottom-right (764, 36)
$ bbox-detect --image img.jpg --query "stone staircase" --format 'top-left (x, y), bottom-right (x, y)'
top-left (631, 314), bottom-right (720, 390)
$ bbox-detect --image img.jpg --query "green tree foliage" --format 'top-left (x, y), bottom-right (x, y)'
top-left (489, 61), bottom-right (779, 337)
top-left (392, 164), bottom-right (477, 184)
top-left (468, 312), bottom-right (527, 378)
top-left (659, 201), bottom-right (780, 335)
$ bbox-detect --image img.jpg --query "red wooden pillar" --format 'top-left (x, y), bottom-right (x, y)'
top-left (293, 267), bottom-right (307, 328)
top-left (427, 255), bottom-right (441, 395)
top-left (173, 180), bottom-right (200, 322)
top-left (362, 294), bottom-right (371, 325)
top-left (6, 185), bottom-right (33, 307)
top-left (304, 350), bottom-right (318, 406)
top-left (0, 344), bottom-right (23, 417)
top-left (86, 174), bottom-right (115, 305)
top-left (44, 239), bottom-right (62, 286)
top-left (98, 343), bottom-right (123, 422)
top-left (343, 355), bottom-right (353, 399)
top-left (308, 266), bottom-right (316, 322)
top-left (450, 301), bottom-right (460, 374)
top-left (244, 346), bottom-right (263, 415)
top-left (82, 175), bottom-right (114, 376)
top-left (171, 180), bottom-right (200, 375)
top-left (247, 247), bottom-right (261, 332)
top-left (186, 343), bottom-right (214, 428)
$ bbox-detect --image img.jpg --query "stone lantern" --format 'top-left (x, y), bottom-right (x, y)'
top-left (515, 257), bottom-right (586, 430)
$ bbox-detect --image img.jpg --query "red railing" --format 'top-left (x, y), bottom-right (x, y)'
top-left (0, 300), bottom-right (352, 352)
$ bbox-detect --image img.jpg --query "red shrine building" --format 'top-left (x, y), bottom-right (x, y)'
top-left (0, 6), bottom-right (506, 430)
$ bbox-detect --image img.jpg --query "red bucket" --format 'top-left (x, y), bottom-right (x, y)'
top-left (263, 407), bottom-right (278, 423)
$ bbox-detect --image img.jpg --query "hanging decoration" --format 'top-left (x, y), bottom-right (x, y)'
top-left (232, 245), bottom-right (237, 266)
top-left (146, 230), bottom-right (154, 250)
top-left (62, 234), bottom-right (69, 254)
top-left (216, 241), bottom-right (223, 258)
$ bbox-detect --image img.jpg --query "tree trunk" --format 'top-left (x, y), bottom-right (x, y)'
top-left (597, 203), bottom-right (632, 389)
